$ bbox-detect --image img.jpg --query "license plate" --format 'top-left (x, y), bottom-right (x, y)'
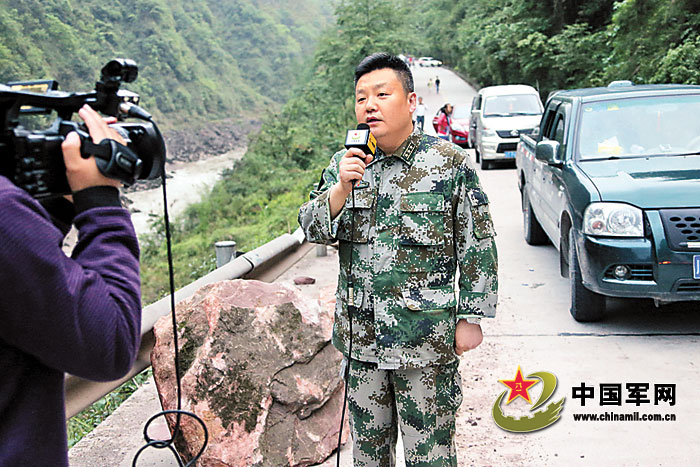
top-left (505, 151), bottom-right (516, 158)
top-left (695, 255), bottom-right (700, 279)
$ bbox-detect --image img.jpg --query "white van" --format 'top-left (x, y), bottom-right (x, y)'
top-left (469, 85), bottom-right (543, 169)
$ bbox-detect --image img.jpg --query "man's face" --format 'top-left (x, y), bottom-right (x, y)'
top-left (355, 68), bottom-right (416, 148)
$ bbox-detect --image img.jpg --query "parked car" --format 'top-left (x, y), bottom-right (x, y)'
top-left (470, 85), bottom-right (543, 169)
top-left (417, 56), bottom-right (442, 67)
top-left (516, 81), bottom-right (700, 322)
top-left (449, 104), bottom-right (470, 148)
top-left (430, 105), bottom-right (469, 147)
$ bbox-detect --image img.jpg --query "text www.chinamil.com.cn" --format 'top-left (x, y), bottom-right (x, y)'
top-left (572, 412), bottom-right (676, 422)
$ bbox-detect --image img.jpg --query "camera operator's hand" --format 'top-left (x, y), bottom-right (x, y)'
top-left (329, 148), bottom-right (374, 219)
top-left (62, 105), bottom-right (125, 192)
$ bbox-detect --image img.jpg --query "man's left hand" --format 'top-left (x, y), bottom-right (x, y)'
top-left (455, 319), bottom-right (483, 355)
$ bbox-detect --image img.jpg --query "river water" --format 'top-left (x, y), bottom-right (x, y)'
top-left (125, 147), bottom-right (246, 236)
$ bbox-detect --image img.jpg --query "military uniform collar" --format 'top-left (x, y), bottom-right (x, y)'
top-left (373, 126), bottom-right (422, 166)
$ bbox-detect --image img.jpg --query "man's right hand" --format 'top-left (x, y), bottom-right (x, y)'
top-left (329, 149), bottom-right (374, 219)
top-left (62, 105), bottom-right (125, 193)
top-left (337, 148), bottom-right (374, 195)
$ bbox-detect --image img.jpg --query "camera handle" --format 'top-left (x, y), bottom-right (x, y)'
top-left (80, 137), bottom-right (143, 186)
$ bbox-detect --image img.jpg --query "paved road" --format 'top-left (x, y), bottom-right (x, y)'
top-left (412, 64), bottom-right (476, 138)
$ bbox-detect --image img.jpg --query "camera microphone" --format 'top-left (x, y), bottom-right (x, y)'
top-left (344, 123), bottom-right (377, 157)
top-left (119, 102), bottom-right (152, 121)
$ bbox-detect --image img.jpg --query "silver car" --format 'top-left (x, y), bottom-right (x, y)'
top-left (470, 85), bottom-right (543, 169)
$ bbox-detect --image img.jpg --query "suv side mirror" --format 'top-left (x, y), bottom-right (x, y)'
top-left (535, 140), bottom-right (563, 166)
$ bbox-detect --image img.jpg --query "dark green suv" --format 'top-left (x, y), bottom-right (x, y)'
top-left (516, 82), bottom-right (700, 321)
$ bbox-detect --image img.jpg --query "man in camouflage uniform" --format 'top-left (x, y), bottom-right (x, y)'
top-left (298, 53), bottom-right (497, 466)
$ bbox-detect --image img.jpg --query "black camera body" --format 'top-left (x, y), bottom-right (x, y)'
top-left (0, 59), bottom-right (165, 199)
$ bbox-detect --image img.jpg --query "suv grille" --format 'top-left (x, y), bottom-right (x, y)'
top-left (659, 208), bottom-right (700, 251)
top-left (675, 280), bottom-right (700, 293)
top-left (496, 142), bottom-right (518, 153)
top-left (496, 129), bottom-right (534, 138)
top-left (603, 264), bottom-right (654, 281)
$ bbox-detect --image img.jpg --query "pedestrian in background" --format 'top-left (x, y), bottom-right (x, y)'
top-left (428, 77), bottom-right (434, 92)
top-left (435, 75), bottom-right (441, 93)
top-left (414, 96), bottom-right (427, 131)
top-left (436, 103), bottom-right (452, 140)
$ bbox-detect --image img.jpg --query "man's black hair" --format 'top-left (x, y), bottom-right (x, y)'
top-left (354, 53), bottom-right (414, 94)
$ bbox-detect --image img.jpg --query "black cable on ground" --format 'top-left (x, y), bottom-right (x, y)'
top-left (132, 118), bottom-right (208, 466)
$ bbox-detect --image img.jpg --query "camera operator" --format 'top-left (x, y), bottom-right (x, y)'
top-left (0, 105), bottom-right (141, 466)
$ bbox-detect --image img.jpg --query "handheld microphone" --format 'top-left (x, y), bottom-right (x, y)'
top-left (344, 123), bottom-right (377, 156)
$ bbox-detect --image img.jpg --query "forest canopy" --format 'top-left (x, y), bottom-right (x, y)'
top-left (0, 0), bottom-right (334, 127)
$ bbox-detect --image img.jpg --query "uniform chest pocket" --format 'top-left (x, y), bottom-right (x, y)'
top-left (336, 188), bottom-right (376, 243)
top-left (399, 192), bottom-right (446, 246)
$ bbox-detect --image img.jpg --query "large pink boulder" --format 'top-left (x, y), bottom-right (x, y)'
top-left (151, 279), bottom-right (348, 466)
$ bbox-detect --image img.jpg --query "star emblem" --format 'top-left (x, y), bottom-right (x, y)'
top-left (499, 366), bottom-right (538, 404)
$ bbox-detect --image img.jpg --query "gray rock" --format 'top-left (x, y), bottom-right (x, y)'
top-left (151, 279), bottom-right (348, 466)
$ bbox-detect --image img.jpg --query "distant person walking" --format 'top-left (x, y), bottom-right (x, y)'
top-left (435, 76), bottom-right (441, 93)
top-left (436, 103), bottom-right (452, 140)
top-left (428, 77), bottom-right (434, 92)
top-left (414, 96), bottom-right (427, 131)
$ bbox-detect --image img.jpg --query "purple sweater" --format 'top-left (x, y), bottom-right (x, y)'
top-left (0, 176), bottom-right (141, 466)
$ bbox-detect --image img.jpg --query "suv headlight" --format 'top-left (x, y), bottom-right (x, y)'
top-left (482, 128), bottom-right (497, 138)
top-left (583, 203), bottom-right (644, 237)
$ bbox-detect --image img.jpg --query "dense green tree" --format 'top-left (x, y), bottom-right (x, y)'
top-left (415, 0), bottom-right (700, 99)
top-left (0, 0), bottom-right (333, 127)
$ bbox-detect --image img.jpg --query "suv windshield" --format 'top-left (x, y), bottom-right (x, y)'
top-left (483, 94), bottom-right (542, 117)
top-left (578, 94), bottom-right (700, 160)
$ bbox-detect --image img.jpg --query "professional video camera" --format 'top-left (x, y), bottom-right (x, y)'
top-left (0, 59), bottom-right (165, 199)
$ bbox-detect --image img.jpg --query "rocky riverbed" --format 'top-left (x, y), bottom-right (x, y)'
top-left (122, 119), bottom-right (256, 236)
top-left (125, 146), bottom-right (246, 235)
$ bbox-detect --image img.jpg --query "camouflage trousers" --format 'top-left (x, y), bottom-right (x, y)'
top-left (345, 358), bottom-right (463, 466)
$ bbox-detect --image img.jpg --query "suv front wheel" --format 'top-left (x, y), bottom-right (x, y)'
top-left (522, 188), bottom-right (548, 245)
top-left (569, 229), bottom-right (606, 322)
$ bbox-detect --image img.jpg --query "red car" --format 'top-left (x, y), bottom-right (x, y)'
top-left (432, 105), bottom-right (470, 148)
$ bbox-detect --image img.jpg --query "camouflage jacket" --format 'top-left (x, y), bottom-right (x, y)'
top-left (298, 129), bottom-right (498, 369)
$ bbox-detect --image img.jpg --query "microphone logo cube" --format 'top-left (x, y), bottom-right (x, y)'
top-left (345, 129), bottom-right (377, 155)
top-left (346, 130), bottom-right (367, 146)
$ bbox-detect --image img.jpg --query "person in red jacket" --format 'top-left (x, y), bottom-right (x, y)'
top-left (436, 103), bottom-right (453, 140)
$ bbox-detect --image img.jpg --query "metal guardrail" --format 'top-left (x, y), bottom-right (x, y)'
top-left (65, 227), bottom-right (308, 419)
